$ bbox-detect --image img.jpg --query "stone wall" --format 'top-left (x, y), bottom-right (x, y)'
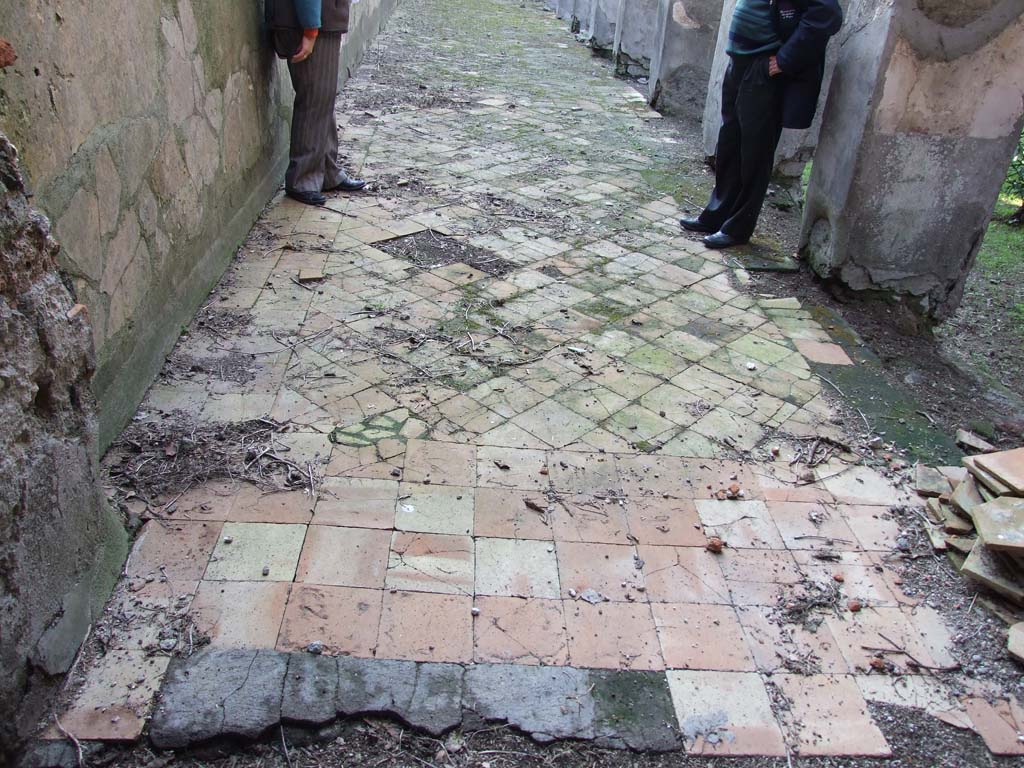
top-left (0, 0), bottom-right (396, 449)
top-left (0, 133), bottom-right (128, 760)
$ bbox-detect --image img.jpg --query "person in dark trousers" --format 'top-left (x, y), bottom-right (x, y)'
top-left (266, 0), bottom-right (367, 206)
top-left (681, 0), bottom-right (842, 249)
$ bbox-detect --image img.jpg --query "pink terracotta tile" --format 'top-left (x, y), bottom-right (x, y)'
top-left (696, 500), bottom-right (784, 549)
top-left (766, 501), bottom-right (859, 551)
top-left (653, 603), bottom-right (755, 671)
top-left (718, 548), bottom-right (802, 606)
top-left (735, 605), bottom-right (849, 674)
top-left (127, 521), bottom-right (223, 581)
top-left (158, 480), bottom-right (237, 520)
top-left (474, 486), bottom-right (554, 540)
top-left (638, 545), bottom-right (731, 604)
top-left (325, 443), bottom-right (404, 480)
top-left (313, 477), bottom-right (398, 528)
top-left (825, 606), bottom-right (955, 674)
top-left (191, 581), bottom-right (291, 648)
top-left (403, 438), bottom-right (477, 485)
top-left (277, 584), bottom-right (382, 657)
top-left (556, 541), bottom-right (645, 601)
top-left (668, 670), bottom-right (787, 756)
top-left (549, 495), bottom-right (631, 544)
top-left (475, 537), bottom-right (560, 598)
top-left (296, 525), bottom-right (391, 588)
top-left (474, 596), bottom-right (568, 665)
top-left (102, 579), bottom-right (197, 651)
top-left (773, 674), bottom-right (891, 756)
top-left (794, 339), bottom-right (853, 366)
top-left (964, 697), bottom-right (1024, 755)
top-left (618, 455), bottom-right (758, 499)
top-left (228, 486), bottom-right (314, 524)
top-left (546, 450), bottom-right (622, 495)
top-left (755, 463), bottom-right (835, 504)
top-left (47, 651), bottom-right (169, 741)
top-left (797, 552), bottom-right (899, 608)
top-left (626, 498), bottom-right (706, 547)
top-left (477, 445), bottom-right (551, 489)
top-left (841, 504), bottom-right (903, 551)
top-left (386, 532), bottom-right (474, 595)
top-left (377, 590), bottom-right (473, 663)
top-left (564, 601), bottom-right (664, 670)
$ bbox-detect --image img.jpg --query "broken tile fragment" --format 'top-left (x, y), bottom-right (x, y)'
top-left (915, 464), bottom-right (950, 497)
top-left (973, 497), bottom-right (1024, 553)
top-left (977, 448), bottom-right (1024, 496)
top-left (962, 541), bottom-right (1024, 604)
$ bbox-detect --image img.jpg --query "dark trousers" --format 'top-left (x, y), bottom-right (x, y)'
top-left (699, 54), bottom-right (785, 242)
top-left (286, 32), bottom-right (348, 193)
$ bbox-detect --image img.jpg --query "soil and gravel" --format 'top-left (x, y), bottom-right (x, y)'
top-left (76, 703), bottom-right (1021, 768)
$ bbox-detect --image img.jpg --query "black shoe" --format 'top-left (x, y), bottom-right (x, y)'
top-left (285, 189), bottom-right (326, 206)
top-left (702, 231), bottom-right (748, 249)
top-left (680, 217), bottom-right (716, 234)
top-left (325, 177), bottom-right (368, 192)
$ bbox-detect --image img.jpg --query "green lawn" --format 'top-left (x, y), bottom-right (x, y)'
top-left (978, 197), bottom-right (1024, 331)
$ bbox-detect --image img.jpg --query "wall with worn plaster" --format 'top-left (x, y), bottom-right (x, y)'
top-left (0, 0), bottom-right (396, 449)
top-left (614, 0), bottom-right (659, 76)
top-left (649, 0), bottom-right (724, 117)
top-left (801, 0), bottom-right (1024, 321)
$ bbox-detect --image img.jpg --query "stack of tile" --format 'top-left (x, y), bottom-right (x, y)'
top-left (916, 448), bottom-right (1024, 604)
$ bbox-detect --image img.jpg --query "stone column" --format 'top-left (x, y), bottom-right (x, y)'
top-left (801, 0), bottom-right (1024, 323)
top-left (649, 0), bottom-right (725, 118)
top-left (585, 0), bottom-right (620, 48)
top-left (611, 0), bottom-right (659, 76)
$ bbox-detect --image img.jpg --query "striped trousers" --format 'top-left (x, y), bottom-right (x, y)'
top-left (286, 32), bottom-right (348, 193)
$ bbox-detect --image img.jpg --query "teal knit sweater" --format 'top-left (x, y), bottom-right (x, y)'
top-left (726, 0), bottom-right (781, 56)
top-left (292, 0), bottom-right (321, 28)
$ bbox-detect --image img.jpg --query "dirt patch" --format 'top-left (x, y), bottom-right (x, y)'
top-left (378, 230), bottom-right (518, 276)
top-left (73, 700), bottom-right (1020, 768)
top-left (887, 504), bottom-right (1024, 700)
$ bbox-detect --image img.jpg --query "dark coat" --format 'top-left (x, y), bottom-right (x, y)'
top-left (772, 0), bottom-right (843, 129)
top-left (266, 0), bottom-right (351, 34)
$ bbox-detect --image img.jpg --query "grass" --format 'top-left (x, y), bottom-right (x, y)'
top-left (978, 196), bottom-right (1024, 331)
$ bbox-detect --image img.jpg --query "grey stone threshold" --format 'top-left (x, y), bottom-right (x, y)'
top-left (22, 649), bottom-right (682, 766)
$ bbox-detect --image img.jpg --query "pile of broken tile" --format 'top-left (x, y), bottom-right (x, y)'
top-left (917, 444), bottom-right (1024, 653)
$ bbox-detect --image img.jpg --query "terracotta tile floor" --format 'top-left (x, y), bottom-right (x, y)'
top-left (66, 0), bottom-right (1016, 758)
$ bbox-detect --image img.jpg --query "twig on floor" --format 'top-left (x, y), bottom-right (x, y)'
top-left (280, 725), bottom-right (294, 768)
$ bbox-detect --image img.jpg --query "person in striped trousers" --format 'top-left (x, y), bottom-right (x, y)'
top-left (268, 0), bottom-right (368, 206)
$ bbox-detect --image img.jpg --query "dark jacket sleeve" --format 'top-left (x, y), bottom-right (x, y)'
top-left (776, 0), bottom-right (843, 74)
top-left (292, 0), bottom-right (322, 29)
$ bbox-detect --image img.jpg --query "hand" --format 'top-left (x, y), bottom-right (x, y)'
top-left (292, 35), bottom-right (316, 64)
top-left (768, 56), bottom-right (783, 77)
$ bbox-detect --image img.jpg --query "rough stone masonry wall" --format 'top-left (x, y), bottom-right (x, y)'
top-left (0, 134), bottom-right (128, 760)
top-left (0, 0), bottom-right (397, 449)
